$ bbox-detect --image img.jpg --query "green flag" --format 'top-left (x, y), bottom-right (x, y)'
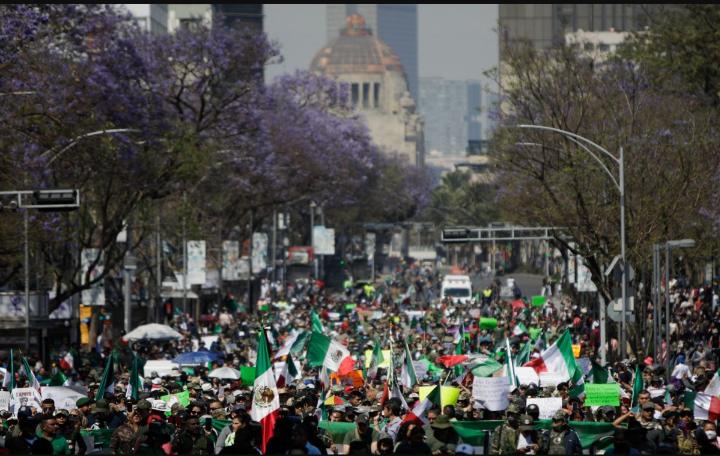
top-left (630, 365), bottom-right (643, 412)
top-left (590, 360), bottom-right (609, 384)
top-left (49, 370), bottom-right (68, 386)
top-left (22, 357), bottom-right (41, 392)
top-left (453, 339), bottom-right (464, 378)
top-left (515, 342), bottom-right (532, 366)
top-left (470, 358), bottom-right (503, 377)
top-left (311, 309), bottom-right (324, 334)
top-left (368, 339), bottom-right (384, 380)
top-left (127, 356), bottom-right (142, 401)
top-left (96, 353), bottom-right (115, 401)
top-left (2, 349), bottom-right (14, 392)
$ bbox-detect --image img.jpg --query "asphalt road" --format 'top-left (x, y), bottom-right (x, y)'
top-left (470, 272), bottom-right (546, 299)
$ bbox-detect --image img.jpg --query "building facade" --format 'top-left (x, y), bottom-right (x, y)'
top-left (212, 4), bottom-right (263, 32)
top-left (123, 4), bottom-right (169, 34)
top-left (327, 5), bottom-right (418, 101)
top-left (311, 14), bottom-right (424, 167)
top-left (419, 78), bottom-right (483, 157)
top-left (167, 4), bottom-right (212, 33)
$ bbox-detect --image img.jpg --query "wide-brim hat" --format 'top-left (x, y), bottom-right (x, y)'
top-left (431, 414), bottom-right (452, 429)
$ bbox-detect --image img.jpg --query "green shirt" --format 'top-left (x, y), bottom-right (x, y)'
top-left (37, 430), bottom-right (70, 456)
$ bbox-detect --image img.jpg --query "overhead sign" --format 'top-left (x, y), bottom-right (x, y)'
top-left (186, 241), bottom-right (206, 285)
top-left (313, 226), bottom-right (335, 255)
top-left (288, 246), bottom-right (313, 265)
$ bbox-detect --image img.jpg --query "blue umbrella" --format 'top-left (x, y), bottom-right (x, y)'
top-left (173, 350), bottom-right (223, 366)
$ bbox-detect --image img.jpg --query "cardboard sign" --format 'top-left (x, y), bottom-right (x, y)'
top-left (42, 387), bottom-right (88, 411)
top-left (584, 384), bottom-right (620, 406)
top-left (539, 372), bottom-right (567, 387)
top-left (525, 397), bottom-right (563, 419)
top-left (472, 376), bottom-right (510, 411)
top-left (572, 345), bottom-right (581, 358)
top-left (531, 296), bottom-right (547, 307)
top-left (160, 390), bottom-right (191, 416)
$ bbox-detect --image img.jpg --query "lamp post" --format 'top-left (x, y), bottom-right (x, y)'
top-left (514, 126), bottom-right (627, 358)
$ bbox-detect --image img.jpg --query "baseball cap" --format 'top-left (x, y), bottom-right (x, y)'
top-left (455, 443), bottom-right (474, 455)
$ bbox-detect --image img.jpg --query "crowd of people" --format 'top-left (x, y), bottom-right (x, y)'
top-left (1, 262), bottom-right (720, 455)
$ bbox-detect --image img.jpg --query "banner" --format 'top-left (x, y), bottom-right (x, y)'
top-left (525, 397), bottom-right (563, 419)
top-left (584, 384), bottom-right (620, 406)
top-left (81, 249), bottom-right (105, 306)
top-left (472, 376), bottom-right (510, 411)
top-left (252, 233), bottom-right (268, 274)
top-left (10, 387), bottom-right (41, 415)
top-left (539, 372), bottom-right (567, 387)
top-left (313, 226), bottom-right (335, 256)
top-left (187, 241), bottom-right (206, 285)
top-left (479, 318), bottom-right (498, 329)
top-left (412, 361), bottom-right (428, 381)
top-left (222, 241), bottom-right (241, 281)
top-left (143, 360), bottom-right (179, 378)
top-left (42, 387), bottom-right (88, 411)
top-left (531, 296), bottom-right (547, 307)
top-left (160, 390), bottom-right (190, 416)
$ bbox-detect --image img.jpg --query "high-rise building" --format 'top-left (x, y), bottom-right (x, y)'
top-left (122, 4), bottom-right (168, 34)
top-left (499, 4), bottom-right (671, 55)
top-left (327, 5), bottom-right (418, 101)
top-left (419, 78), bottom-right (483, 156)
top-left (311, 14), bottom-right (424, 167)
top-left (167, 4), bottom-right (212, 33)
top-left (212, 4), bottom-right (263, 32)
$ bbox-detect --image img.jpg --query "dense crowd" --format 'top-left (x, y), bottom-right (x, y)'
top-left (1, 263), bottom-right (720, 455)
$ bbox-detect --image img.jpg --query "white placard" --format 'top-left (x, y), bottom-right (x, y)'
top-left (412, 361), bottom-right (428, 381)
top-left (0, 391), bottom-right (10, 411)
top-left (313, 226), bottom-right (335, 256)
top-left (222, 241), bottom-right (241, 281)
top-left (42, 387), bottom-right (88, 411)
top-left (201, 335), bottom-right (219, 350)
top-left (252, 233), bottom-right (268, 273)
top-left (187, 241), bottom-right (206, 285)
top-left (328, 312), bottom-right (341, 321)
top-left (81, 248), bottom-right (105, 306)
top-left (525, 397), bottom-right (563, 419)
top-left (513, 366), bottom-right (540, 386)
top-left (10, 387), bottom-right (42, 415)
top-left (143, 360), bottom-right (180, 378)
top-left (539, 372), bottom-right (568, 387)
top-left (472, 376), bottom-right (510, 411)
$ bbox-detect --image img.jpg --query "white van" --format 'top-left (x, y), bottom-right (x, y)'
top-left (440, 275), bottom-right (473, 304)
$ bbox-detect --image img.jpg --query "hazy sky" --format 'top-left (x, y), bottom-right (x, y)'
top-left (264, 4), bottom-right (499, 84)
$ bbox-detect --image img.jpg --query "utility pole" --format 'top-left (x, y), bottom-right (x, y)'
top-left (247, 210), bottom-right (254, 312)
top-left (24, 209), bottom-right (30, 351)
top-left (155, 213), bottom-right (162, 323)
top-left (123, 223), bottom-right (134, 334)
top-left (272, 209), bottom-right (277, 284)
top-left (310, 201), bottom-right (317, 279)
top-left (182, 192), bottom-right (187, 315)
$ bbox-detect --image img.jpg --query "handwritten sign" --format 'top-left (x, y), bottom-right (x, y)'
top-left (10, 387), bottom-right (41, 415)
top-left (0, 391), bottom-right (10, 411)
top-left (472, 376), bottom-right (510, 411)
top-left (525, 397), bottom-right (563, 419)
top-left (42, 387), bottom-right (88, 411)
top-left (539, 372), bottom-right (567, 387)
top-left (584, 384), bottom-right (620, 406)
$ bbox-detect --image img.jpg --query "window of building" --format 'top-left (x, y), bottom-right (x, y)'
top-left (374, 83), bottom-right (381, 108)
top-left (598, 43), bottom-right (610, 52)
top-left (362, 83), bottom-right (370, 109)
top-left (351, 83), bottom-right (359, 108)
top-left (584, 42), bottom-right (594, 51)
top-left (180, 18), bottom-right (202, 31)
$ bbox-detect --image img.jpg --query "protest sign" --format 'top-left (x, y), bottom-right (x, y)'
top-left (42, 387), bottom-right (88, 411)
top-left (143, 360), bottom-right (180, 378)
top-left (472, 376), bottom-right (510, 411)
top-left (531, 296), bottom-right (547, 307)
top-left (584, 384), bottom-right (620, 406)
top-left (479, 318), bottom-right (497, 330)
top-left (419, 385), bottom-right (462, 409)
top-left (344, 303), bottom-right (357, 311)
top-left (10, 387), bottom-right (41, 415)
top-left (539, 372), bottom-right (567, 387)
top-left (514, 367), bottom-right (540, 386)
top-left (529, 327), bottom-right (541, 341)
top-left (525, 397), bottom-right (563, 419)
top-left (412, 361), bottom-right (428, 381)
top-left (160, 390), bottom-right (191, 416)
top-left (0, 391), bottom-right (10, 411)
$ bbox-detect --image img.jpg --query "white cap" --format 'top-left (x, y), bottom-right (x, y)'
top-left (152, 378), bottom-right (162, 385)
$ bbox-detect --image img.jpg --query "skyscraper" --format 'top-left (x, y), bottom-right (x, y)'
top-left (212, 4), bottom-right (263, 32)
top-left (327, 5), bottom-right (418, 100)
top-left (498, 4), bottom-right (671, 55)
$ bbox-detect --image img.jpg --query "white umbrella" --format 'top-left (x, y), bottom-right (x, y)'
top-left (123, 323), bottom-right (183, 342)
top-left (208, 367), bottom-right (242, 380)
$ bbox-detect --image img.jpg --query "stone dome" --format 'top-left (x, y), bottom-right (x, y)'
top-left (310, 14), bottom-right (405, 76)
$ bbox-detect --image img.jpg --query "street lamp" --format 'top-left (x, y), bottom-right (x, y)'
top-left (514, 125), bottom-right (628, 358)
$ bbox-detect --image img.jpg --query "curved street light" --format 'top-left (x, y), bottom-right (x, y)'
top-left (513, 124), bottom-right (628, 359)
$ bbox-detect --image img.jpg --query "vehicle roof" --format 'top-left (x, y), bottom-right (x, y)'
top-left (443, 275), bottom-right (471, 282)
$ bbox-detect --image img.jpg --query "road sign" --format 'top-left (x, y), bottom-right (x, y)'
top-left (607, 298), bottom-right (635, 323)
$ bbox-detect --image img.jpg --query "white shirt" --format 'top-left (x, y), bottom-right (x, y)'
top-left (671, 363), bottom-right (691, 380)
top-left (517, 433), bottom-right (536, 454)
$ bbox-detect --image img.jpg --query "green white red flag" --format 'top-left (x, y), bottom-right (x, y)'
top-left (523, 330), bottom-right (580, 382)
top-left (307, 332), bottom-right (355, 375)
top-left (251, 328), bottom-right (280, 454)
top-left (400, 342), bottom-right (417, 389)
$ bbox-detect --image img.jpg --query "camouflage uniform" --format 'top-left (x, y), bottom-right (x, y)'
top-left (489, 403), bottom-right (521, 455)
top-left (539, 411), bottom-right (582, 455)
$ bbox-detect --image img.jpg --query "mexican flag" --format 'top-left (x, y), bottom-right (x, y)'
top-left (402, 383), bottom-right (441, 425)
top-left (274, 331), bottom-right (309, 359)
top-left (469, 358), bottom-right (503, 377)
top-left (2, 349), bottom-right (14, 392)
top-left (512, 322), bottom-right (528, 336)
top-left (367, 339), bottom-right (385, 380)
top-left (250, 328), bottom-right (280, 454)
top-left (59, 351), bottom-right (74, 371)
top-left (311, 310), bottom-right (325, 334)
top-left (523, 330), bottom-right (580, 382)
top-left (505, 338), bottom-right (519, 390)
top-left (126, 356), bottom-right (143, 401)
top-left (694, 368), bottom-right (720, 420)
top-left (49, 370), bottom-right (70, 387)
top-left (630, 365), bottom-right (644, 412)
top-left (95, 353), bottom-right (115, 401)
top-left (514, 341), bottom-right (532, 367)
top-left (400, 342), bottom-right (417, 389)
top-left (436, 355), bottom-right (469, 369)
top-left (275, 354), bottom-right (301, 388)
top-left (22, 357), bottom-right (41, 395)
top-left (307, 332), bottom-right (355, 375)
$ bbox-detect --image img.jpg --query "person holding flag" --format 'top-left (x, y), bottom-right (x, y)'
top-left (250, 326), bottom-right (280, 454)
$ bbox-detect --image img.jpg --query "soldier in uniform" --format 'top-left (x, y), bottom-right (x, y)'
top-left (490, 403), bottom-right (521, 455)
top-left (171, 415), bottom-right (213, 455)
top-left (539, 410), bottom-right (582, 455)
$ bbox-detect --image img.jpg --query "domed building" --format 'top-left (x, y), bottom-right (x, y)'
top-left (310, 14), bottom-right (424, 166)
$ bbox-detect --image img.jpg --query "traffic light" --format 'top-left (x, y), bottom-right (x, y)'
top-left (442, 228), bottom-right (470, 243)
top-left (32, 190), bottom-right (79, 211)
